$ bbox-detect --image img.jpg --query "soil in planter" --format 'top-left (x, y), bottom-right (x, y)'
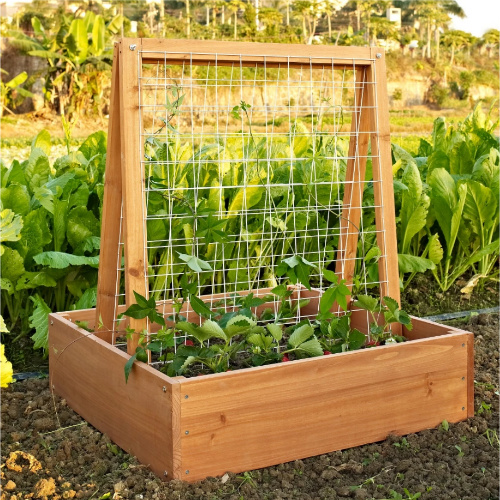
top-left (1, 314), bottom-right (498, 500)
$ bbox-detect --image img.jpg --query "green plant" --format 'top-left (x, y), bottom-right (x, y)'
top-left (0, 70), bottom-right (34, 117)
top-left (7, 12), bottom-right (123, 118)
top-left (386, 489), bottom-right (421, 500)
top-left (1, 129), bottom-right (106, 348)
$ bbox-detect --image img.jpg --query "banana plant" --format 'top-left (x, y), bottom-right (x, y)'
top-left (0, 70), bottom-right (34, 117)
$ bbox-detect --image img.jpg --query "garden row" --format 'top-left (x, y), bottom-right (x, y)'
top-left (1, 106), bottom-right (498, 355)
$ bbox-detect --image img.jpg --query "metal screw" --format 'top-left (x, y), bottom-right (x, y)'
top-left (185, 430), bottom-right (189, 435)
top-left (462, 407), bottom-right (465, 411)
top-left (462, 376), bottom-right (465, 380)
top-left (129, 44), bottom-right (137, 51)
top-left (376, 53), bottom-right (382, 59)
top-left (462, 343), bottom-right (465, 347)
top-left (50, 320), bottom-right (54, 325)
top-left (162, 386), bottom-right (167, 392)
top-left (185, 470), bottom-right (190, 475)
top-left (163, 471), bottom-right (168, 477)
top-left (184, 395), bottom-right (189, 399)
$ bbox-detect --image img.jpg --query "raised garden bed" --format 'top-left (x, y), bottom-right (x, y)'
top-left (49, 288), bottom-right (473, 482)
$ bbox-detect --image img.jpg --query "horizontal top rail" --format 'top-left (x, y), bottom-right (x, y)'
top-left (121, 38), bottom-right (377, 68)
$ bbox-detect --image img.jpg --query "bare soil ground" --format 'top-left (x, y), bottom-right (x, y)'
top-left (1, 313), bottom-right (498, 500)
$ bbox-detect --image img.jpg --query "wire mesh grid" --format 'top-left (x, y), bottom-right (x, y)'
top-left (111, 50), bottom-right (390, 350)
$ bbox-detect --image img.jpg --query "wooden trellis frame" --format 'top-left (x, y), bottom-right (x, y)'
top-left (49, 38), bottom-right (473, 482)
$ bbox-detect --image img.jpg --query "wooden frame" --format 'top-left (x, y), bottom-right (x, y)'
top-left (49, 39), bottom-right (473, 482)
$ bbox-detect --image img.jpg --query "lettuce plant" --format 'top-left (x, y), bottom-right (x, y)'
top-left (1, 129), bottom-right (105, 348)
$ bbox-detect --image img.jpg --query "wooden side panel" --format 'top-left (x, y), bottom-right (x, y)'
top-left (179, 333), bottom-right (470, 481)
top-left (96, 43), bottom-right (123, 343)
top-left (335, 67), bottom-right (370, 305)
top-left (368, 48), bottom-right (400, 308)
top-left (49, 313), bottom-right (181, 479)
top-left (119, 38), bottom-right (148, 353)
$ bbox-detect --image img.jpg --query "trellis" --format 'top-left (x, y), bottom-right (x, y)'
top-left (49, 39), bottom-right (473, 482)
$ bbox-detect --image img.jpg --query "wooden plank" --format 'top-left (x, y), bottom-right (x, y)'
top-left (49, 313), bottom-right (181, 479)
top-left (95, 43), bottom-right (123, 344)
top-left (335, 67), bottom-right (370, 310)
top-left (179, 332), bottom-right (469, 481)
top-left (119, 38), bottom-right (148, 354)
top-left (138, 38), bottom-right (373, 67)
top-left (368, 48), bottom-right (400, 310)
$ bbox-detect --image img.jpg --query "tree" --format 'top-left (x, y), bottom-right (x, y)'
top-left (258, 7), bottom-right (283, 36)
top-left (228, 0), bottom-right (246, 39)
top-left (410, 0), bottom-right (464, 60)
top-left (323, 0), bottom-right (349, 39)
top-left (441, 29), bottom-right (471, 65)
top-left (482, 29), bottom-right (499, 58)
top-left (293, 0), bottom-right (325, 44)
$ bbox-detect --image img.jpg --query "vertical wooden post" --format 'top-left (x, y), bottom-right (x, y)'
top-left (335, 67), bottom-right (370, 309)
top-left (120, 38), bottom-right (148, 353)
top-left (95, 44), bottom-right (123, 343)
top-left (367, 48), bottom-right (400, 308)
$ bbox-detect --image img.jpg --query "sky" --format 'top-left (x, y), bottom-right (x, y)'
top-left (450, 0), bottom-right (500, 37)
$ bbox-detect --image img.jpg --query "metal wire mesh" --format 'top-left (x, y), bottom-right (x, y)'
top-left (111, 49), bottom-right (388, 341)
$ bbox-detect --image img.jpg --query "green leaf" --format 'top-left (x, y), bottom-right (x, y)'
top-left (298, 337), bottom-right (323, 356)
top-left (91, 15), bottom-right (105, 54)
top-left (74, 287), bottom-right (97, 309)
top-left (189, 295), bottom-right (214, 319)
top-left (124, 353), bottom-right (138, 383)
top-left (30, 295), bottom-right (51, 351)
top-left (266, 323), bottom-right (283, 341)
top-left (289, 324), bottom-right (314, 348)
top-left (31, 130), bottom-right (51, 156)
top-left (0, 278), bottom-right (14, 295)
top-left (15, 271), bottom-right (57, 291)
top-left (1, 247), bottom-right (25, 283)
top-left (398, 254), bottom-right (436, 273)
top-left (25, 148), bottom-right (51, 191)
top-left (176, 321), bottom-right (200, 337)
top-left (427, 234), bottom-right (444, 265)
top-left (199, 319), bottom-right (227, 341)
top-left (1, 183), bottom-right (31, 216)
top-left (227, 181), bottom-right (264, 218)
top-left (348, 329), bottom-right (366, 350)
top-left (66, 206), bottom-right (100, 250)
top-left (353, 295), bottom-right (379, 313)
top-left (178, 253), bottom-right (212, 272)
top-left (382, 296), bottom-right (399, 314)
top-left (0, 209), bottom-right (23, 243)
top-left (34, 251), bottom-right (99, 269)
top-left (428, 168), bottom-right (466, 257)
top-left (462, 180), bottom-right (492, 238)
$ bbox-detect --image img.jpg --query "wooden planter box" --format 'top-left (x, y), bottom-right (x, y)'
top-left (49, 289), bottom-right (473, 482)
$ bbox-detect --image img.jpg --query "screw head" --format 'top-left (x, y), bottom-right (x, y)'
top-left (462, 376), bottom-right (465, 380)
top-left (185, 430), bottom-right (189, 435)
top-left (462, 407), bottom-right (465, 411)
top-left (129, 44), bottom-right (137, 51)
top-left (163, 470), bottom-right (168, 477)
top-left (50, 320), bottom-right (54, 325)
top-left (162, 386), bottom-right (167, 392)
top-left (376, 53), bottom-right (382, 58)
top-left (184, 394), bottom-right (189, 399)
top-left (185, 470), bottom-right (190, 475)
